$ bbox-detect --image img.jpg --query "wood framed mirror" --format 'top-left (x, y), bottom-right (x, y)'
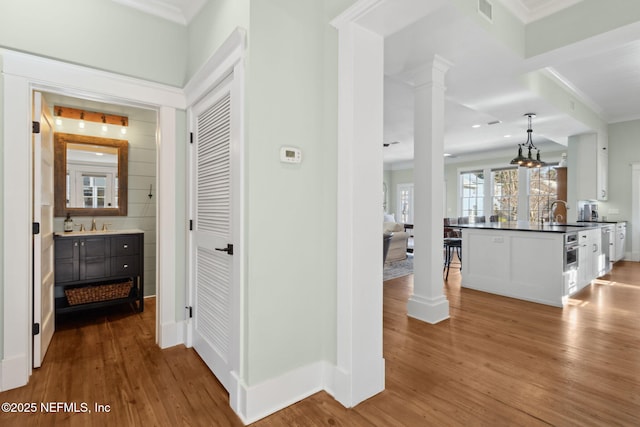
top-left (54, 133), bottom-right (128, 217)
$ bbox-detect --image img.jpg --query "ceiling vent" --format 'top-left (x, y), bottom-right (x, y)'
top-left (478, 0), bottom-right (493, 22)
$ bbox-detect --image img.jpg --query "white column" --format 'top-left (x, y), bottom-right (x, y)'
top-left (331, 18), bottom-right (385, 407)
top-left (407, 55), bottom-right (451, 324)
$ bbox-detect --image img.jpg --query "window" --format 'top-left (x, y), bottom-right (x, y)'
top-left (397, 183), bottom-right (414, 224)
top-left (529, 165), bottom-right (557, 223)
top-left (82, 174), bottom-right (108, 208)
top-left (460, 171), bottom-right (484, 218)
top-left (491, 168), bottom-right (518, 222)
top-left (67, 169), bottom-right (116, 208)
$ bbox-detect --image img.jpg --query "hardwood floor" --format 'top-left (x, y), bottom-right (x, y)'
top-left (2, 262), bottom-right (640, 426)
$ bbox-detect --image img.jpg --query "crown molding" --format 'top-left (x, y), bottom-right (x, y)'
top-left (498, 0), bottom-right (583, 24)
top-left (110, 0), bottom-right (206, 25)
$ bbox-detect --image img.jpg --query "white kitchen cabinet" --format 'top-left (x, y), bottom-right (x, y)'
top-left (572, 133), bottom-right (608, 201)
top-left (577, 228), bottom-right (602, 290)
top-left (615, 222), bottom-right (627, 261)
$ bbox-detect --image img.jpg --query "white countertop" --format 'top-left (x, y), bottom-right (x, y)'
top-left (54, 229), bottom-right (144, 237)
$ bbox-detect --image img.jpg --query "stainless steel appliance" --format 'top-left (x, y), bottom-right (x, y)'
top-left (564, 232), bottom-right (579, 271)
top-left (615, 222), bottom-right (627, 262)
top-left (601, 225), bottom-right (614, 274)
top-left (581, 203), bottom-right (599, 221)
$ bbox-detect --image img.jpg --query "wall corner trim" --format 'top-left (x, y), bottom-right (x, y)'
top-left (158, 320), bottom-right (185, 349)
top-left (231, 361), bottom-right (334, 425)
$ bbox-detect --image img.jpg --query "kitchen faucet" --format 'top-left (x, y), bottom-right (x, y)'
top-left (550, 200), bottom-right (568, 223)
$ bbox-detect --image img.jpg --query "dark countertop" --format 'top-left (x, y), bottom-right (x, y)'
top-left (456, 221), bottom-right (601, 233)
top-left (577, 220), bottom-right (626, 224)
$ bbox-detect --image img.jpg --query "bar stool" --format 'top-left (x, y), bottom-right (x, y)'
top-left (443, 237), bottom-right (462, 280)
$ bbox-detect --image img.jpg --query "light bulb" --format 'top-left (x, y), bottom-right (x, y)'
top-left (121, 127), bottom-right (127, 135)
top-left (79, 121), bottom-right (85, 129)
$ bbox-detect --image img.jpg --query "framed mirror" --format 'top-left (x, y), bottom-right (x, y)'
top-left (54, 133), bottom-right (128, 217)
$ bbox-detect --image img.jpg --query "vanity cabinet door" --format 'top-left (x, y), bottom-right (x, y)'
top-left (79, 237), bottom-right (109, 280)
top-left (55, 238), bottom-right (79, 283)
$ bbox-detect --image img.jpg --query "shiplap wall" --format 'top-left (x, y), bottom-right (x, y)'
top-left (50, 100), bottom-right (158, 296)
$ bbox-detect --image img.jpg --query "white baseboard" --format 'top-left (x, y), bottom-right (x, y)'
top-left (1, 354), bottom-right (29, 391)
top-left (158, 320), bottom-right (185, 349)
top-left (232, 361), bottom-right (332, 425)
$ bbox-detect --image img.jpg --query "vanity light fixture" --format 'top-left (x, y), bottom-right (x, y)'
top-left (510, 113), bottom-right (545, 168)
top-left (120, 118), bottom-right (127, 135)
top-left (79, 112), bottom-right (85, 129)
top-left (55, 108), bottom-right (63, 126)
top-left (54, 105), bottom-right (129, 132)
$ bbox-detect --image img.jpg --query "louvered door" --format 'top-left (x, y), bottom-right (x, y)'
top-left (191, 79), bottom-right (235, 392)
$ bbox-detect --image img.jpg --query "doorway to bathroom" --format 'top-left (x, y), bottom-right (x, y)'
top-left (33, 90), bottom-right (159, 367)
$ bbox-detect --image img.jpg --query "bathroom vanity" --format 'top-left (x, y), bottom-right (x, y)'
top-left (54, 230), bottom-right (144, 314)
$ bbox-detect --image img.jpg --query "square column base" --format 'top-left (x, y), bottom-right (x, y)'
top-left (407, 294), bottom-right (450, 324)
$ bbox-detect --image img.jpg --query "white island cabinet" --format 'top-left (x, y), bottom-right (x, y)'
top-left (461, 227), bottom-right (565, 306)
top-left (459, 223), bottom-right (603, 307)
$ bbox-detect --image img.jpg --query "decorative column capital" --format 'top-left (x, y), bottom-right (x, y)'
top-left (408, 54), bottom-right (453, 88)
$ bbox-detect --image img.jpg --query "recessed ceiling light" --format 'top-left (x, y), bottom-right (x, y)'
top-left (471, 124), bottom-right (481, 128)
top-left (504, 134), bottom-right (512, 138)
top-left (444, 153), bottom-right (452, 157)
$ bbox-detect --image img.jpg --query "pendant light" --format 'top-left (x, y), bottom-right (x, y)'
top-left (510, 113), bottom-right (545, 168)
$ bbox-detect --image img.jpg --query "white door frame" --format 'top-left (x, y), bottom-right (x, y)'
top-left (1, 49), bottom-right (185, 391)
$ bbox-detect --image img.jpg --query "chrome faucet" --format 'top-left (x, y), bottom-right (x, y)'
top-left (91, 218), bottom-right (97, 231)
top-left (550, 200), bottom-right (568, 223)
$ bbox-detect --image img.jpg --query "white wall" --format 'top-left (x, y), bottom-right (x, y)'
top-left (0, 0), bottom-right (188, 86)
top-left (187, 0), bottom-right (250, 80)
top-left (605, 119), bottom-right (640, 253)
top-left (244, 0), bottom-right (344, 386)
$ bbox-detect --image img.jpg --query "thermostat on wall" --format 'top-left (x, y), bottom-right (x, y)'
top-left (280, 146), bottom-right (302, 163)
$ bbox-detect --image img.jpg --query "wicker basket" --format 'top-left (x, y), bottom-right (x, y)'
top-left (65, 281), bottom-right (133, 306)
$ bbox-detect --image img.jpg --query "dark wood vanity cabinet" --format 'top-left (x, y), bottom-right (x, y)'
top-left (54, 232), bottom-right (144, 314)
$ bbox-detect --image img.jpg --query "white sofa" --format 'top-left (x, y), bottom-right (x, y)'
top-left (383, 221), bottom-right (410, 263)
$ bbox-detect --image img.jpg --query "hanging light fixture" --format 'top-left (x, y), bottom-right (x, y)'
top-left (510, 113), bottom-right (545, 168)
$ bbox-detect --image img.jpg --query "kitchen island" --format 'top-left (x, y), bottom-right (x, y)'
top-left (457, 222), bottom-right (604, 307)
